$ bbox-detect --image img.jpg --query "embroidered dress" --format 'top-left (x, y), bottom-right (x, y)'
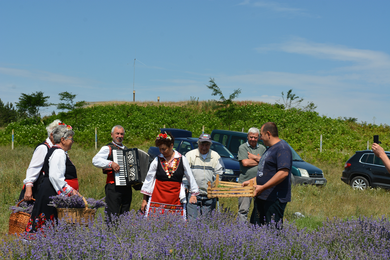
top-left (26, 146), bottom-right (78, 233)
top-left (141, 151), bottom-right (199, 219)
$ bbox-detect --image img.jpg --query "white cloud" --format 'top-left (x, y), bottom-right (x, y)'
top-left (257, 38), bottom-right (390, 72)
top-left (239, 0), bottom-right (310, 16)
top-left (0, 67), bottom-right (91, 85)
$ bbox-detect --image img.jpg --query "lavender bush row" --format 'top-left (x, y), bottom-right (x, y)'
top-left (1, 211), bottom-right (390, 259)
top-left (9, 201), bottom-right (34, 214)
top-left (48, 195), bottom-right (106, 209)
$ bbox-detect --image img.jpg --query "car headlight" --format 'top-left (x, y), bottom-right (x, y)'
top-left (224, 169), bottom-right (234, 175)
top-left (298, 168), bottom-right (309, 177)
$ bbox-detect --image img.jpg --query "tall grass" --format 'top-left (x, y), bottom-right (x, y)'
top-left (2, 144), bottom-right (390, 236)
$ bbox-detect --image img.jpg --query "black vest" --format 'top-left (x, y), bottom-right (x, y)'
top-left (156, 157), bottom-right (185, 183)
top-left (42, 147), bottom-right (77, 180)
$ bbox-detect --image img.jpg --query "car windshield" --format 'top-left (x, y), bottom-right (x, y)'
top-left (286, 143), bottom-right (303, 161)
top-left (193, 142), bottom-right (234, 159)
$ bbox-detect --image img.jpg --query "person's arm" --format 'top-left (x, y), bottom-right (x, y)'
top-left (372, 143), bottom-right (390, 174)
top-left (92, 146), bottom-right (120, 172)
top-left (182, 156), bottom-right (199, 203)
top-left (241, 152), bottom-right (260, 167)
top-left (23, 144), bottom-right (48, 200)
top-left (141, 194), bottom-right (149, 213)
top-left (48, 150), bottom-right (75, 196)
top-left (254, 169), bottom-right (289, 196)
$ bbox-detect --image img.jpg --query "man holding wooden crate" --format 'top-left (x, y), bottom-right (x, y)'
top-left (242, 122), bottom-right (292, 226)
top-left (185, 133), bottom-right (224, 221)
top-left (237, 127), bottom-right (266, 223)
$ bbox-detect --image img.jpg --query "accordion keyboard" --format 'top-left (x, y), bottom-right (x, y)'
top-left (113, 150), bottom-right (127, 186)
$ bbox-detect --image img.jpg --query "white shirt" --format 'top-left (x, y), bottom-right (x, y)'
top-left (92, 141), bottom-right (125, 168)
top-left (23, 137), bottom-right (54, 185)
top-left (48, 147), bottom-right (73, 194)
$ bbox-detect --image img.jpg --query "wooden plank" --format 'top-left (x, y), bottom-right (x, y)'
top-left (207, 174), bottom-right (256, 198)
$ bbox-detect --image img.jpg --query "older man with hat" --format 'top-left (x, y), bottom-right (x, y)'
top-left (185, 133), bottom-right (224, 220)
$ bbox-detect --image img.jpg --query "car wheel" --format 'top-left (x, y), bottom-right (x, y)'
top-left (350, 176), bottom-right (369, 190)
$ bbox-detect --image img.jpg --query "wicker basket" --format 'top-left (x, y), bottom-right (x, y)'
top-left (8, 199), bottom-right (34, 235)
top-left (56, 196), bottom-right (96, 225)
top-left (207, 175), bottom-right (255, 198)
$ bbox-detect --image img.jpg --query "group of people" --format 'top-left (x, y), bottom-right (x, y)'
top-left (23, 119), bottom-right (389, 231)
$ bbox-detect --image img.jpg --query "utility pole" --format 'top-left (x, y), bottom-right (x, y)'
top-left (133, 58), bottom-right (136, 102)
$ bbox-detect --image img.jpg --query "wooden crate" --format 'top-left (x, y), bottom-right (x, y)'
top-left (207, 175), bottom-right (255, 198)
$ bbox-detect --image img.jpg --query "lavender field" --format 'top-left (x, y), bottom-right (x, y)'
top-left (2, 210), bottom-right (390, 259)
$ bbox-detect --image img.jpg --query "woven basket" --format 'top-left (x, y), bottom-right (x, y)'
top-left (8, 199), bottom-right (34, 235)
top-left (56, 196), bottom-right (96, 225)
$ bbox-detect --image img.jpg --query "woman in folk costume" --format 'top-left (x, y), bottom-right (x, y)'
top-left (141, 132), bottom-right (199, 219)
top-left (19, 119), bottom-right (64, 202)
top-left (26, 124), bottom-right (79, 232)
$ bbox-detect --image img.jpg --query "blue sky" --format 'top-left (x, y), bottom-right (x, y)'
top-left (1, 1), bottom-right (390, 125)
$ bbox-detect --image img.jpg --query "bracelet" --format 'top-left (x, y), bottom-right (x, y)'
top-left (26, 183), bottom-right (33, 187)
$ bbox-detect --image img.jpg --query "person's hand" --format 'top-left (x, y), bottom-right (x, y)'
top-left (112, 162), bottom-right (120, 172)
top-left (189, 195), bottom-right (197, 204)
top-left (24, 186), bottom-right (34, 201)
top-left (372, 143), bottom-right (385, 158)
top-left (141, 199), bottom-right (148, 212)
top-left (254, 185), bottom-right (263, 197)
top-left (247, 152), bottom-right (259, 160)
top-left (242, 180), bottom-right (250, 187)
top-left (70, 189), bottom-right (80, 196)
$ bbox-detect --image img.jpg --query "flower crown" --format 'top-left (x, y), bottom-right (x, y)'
top-left (156, 132), bottom-right (172, 140)
top-left (59, 122), bottom-right (72, 130)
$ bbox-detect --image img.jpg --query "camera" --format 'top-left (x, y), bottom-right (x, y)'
top-left (373, 135), bottom-right (381, 144)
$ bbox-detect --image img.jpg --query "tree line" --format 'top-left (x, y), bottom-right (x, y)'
top-left (0, 91), bottom-right (86, 127)
top-left (1, 78), bottom-right (316, 128)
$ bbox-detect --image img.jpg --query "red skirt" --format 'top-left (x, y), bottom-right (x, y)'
top-left (148, 179), bottom-right (184, 216)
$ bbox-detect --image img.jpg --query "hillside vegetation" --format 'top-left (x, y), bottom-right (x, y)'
top-left (0, 101), bottom-right (389, 164)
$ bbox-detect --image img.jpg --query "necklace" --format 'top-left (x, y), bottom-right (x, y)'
top-left (161, 154), bottom-right (178, 178)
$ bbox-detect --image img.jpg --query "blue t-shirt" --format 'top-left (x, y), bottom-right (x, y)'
top-left (256, 140), bottom-right (292, 203)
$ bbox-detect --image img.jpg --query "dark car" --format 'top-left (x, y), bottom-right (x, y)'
top-left (341, 150), bottom-right (390, 190)
top-left (211, 129), bottom-right (327, 186)
top-left (148, 129), bottom-right (240, 182)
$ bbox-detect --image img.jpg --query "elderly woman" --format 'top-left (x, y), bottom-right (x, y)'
top-left (19, 119), bottom-right (64, 201)
top-left (26, 124), bottom-right (79, 232)
top-left (141, 132), bottom-right (199, 219)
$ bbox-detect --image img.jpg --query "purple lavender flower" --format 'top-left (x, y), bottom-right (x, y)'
top-left (1, 210), bottom-right (390, 259)
top-left (48, 195), bottom-right (106, 209)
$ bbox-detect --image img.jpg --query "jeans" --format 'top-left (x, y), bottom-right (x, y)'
top-left (186, 194), bottom-right (216, 221)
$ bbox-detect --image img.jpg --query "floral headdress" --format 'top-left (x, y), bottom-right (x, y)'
top-left (59, 122), bottom-right (72, 130)
top-left (156, 132), bottom-right (172, 140)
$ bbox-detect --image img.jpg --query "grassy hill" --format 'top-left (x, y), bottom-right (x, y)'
top-left (1, 100), bottom-right (389, 164)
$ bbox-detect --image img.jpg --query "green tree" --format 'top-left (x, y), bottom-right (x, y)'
top-left (206, 78), bottom-right (241, 106)
top-left (57, 91), bottom-right (87, 111)
top-left (278, 89), bottom-right (304, 109)
top-left (16, 91), bottom-right (50, 118)
top-left (0, 99), bottom-right (18, 126)
top-left (206, 78), bottom-right (241, 129)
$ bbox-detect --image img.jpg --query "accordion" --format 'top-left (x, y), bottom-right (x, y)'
top-left (112, 148), bottom-right (150, 187)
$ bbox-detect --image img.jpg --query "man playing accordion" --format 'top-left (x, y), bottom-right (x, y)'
top-left (92, 125), bottom-right (132, 222)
